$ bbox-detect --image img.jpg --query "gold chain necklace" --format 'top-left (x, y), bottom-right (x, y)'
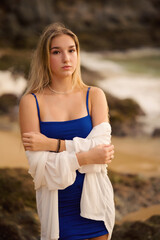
top-left (48, 85), bottom-right (74, 94)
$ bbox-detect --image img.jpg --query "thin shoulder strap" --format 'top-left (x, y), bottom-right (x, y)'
top-left (31, 93), bottom-right (41, 121)
top-left (86, 87), bottom-right (91, 115)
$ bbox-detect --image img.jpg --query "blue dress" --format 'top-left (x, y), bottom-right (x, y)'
top-left (31, 87), bottom-right (108, 240)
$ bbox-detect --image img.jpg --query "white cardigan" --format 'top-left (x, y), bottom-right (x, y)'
top-left (26, 122), bottom-right (115, 240)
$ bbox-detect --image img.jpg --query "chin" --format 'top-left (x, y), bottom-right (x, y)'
top-left (61, 72), bottom-right (73, 78)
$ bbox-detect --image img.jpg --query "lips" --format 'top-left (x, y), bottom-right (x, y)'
top-left (62, 66), bottom-right (71, 69)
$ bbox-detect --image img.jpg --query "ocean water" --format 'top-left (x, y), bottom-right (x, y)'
top-left (0, 70), bottom-right (27, 97)
top-left (81, 49), bottom-right (160, 135)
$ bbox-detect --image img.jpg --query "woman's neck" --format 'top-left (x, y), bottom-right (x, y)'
top-left (49, 76), bottom-right (73, 93)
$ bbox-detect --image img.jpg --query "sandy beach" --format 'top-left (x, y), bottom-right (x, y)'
top-left (0, 130), bottom-right (28, 169)
top-left (111, 136), bottom-right (160, 177)
top-left (0, 129), bottom-right (160, 223)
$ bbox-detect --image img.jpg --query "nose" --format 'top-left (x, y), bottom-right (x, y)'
top-left (62, 51), bottom-right (70, 63)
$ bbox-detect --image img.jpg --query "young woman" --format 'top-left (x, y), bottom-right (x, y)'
top-left (19, 23), bottom-right (114, 240)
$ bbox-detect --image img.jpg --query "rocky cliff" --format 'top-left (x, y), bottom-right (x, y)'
top-left (0, 0), bottom-right (160, 50)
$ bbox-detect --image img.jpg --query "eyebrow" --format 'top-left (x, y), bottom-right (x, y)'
top-left (50, 45), bottom-right (76, 50)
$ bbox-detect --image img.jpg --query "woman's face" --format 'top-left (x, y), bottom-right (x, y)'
top-left (49, 34), bottom-right (78, 79)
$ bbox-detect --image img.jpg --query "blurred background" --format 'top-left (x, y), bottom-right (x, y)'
top-left (0, 0), bottom-right (160, 239)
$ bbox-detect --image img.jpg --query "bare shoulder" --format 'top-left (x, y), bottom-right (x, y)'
top-left (89, 86), bottom-right (109, 126)
top-left (90, 85), bottom-right (106, 95)
top-left (19, 93), bottom-right (38, 117)
top-left (89, 86), bottom-right (108, 105)
top-left (19, 93), bottom-right (40, 134)
top-left (19, 93), bottom-right (35, 106)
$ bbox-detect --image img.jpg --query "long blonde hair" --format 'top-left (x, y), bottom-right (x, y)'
top-left (25, 23), bottom-right (87, 94)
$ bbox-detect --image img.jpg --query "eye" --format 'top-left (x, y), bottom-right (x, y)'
top-left (69, 49), bottom-right (76, 53)
top-left (52, 51), bottom-right (60, 55)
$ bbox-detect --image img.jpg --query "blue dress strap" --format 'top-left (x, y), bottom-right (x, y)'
top-left (31, 93), bottom-right (41, 121)
top-left (86, 87), bottom-right (91, 115)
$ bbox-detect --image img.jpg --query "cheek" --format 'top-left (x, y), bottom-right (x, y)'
top-left (72, 54), bottom-right (78, 68)
top-left (50, 56), bottom-right (59, 69)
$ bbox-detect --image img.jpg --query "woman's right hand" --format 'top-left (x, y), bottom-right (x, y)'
top-left (87, 144), bottom-right (114, 165)
top-left (76, 144), bottom-right (114, 166)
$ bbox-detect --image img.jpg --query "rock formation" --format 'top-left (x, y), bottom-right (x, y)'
top-left (0, 168), bottom-right (160, 240)
top-left (0, 0), bottom-right (160, 50)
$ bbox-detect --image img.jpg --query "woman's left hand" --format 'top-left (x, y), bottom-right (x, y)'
top-left (22, 132), bottom-right (50, 151)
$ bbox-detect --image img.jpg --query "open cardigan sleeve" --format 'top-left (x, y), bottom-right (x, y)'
top-left (65, 122), bottom-right (112, 173)
top-left (26, 150), bottom-right (80, 191)
top-left (65, 122), bottom-right (111, 153)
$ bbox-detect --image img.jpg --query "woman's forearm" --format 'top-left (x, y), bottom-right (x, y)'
top-left (76, 144), bottom-right (114, 166)
top-left (48, 139), bottom-right (90, 166)
top-left (47, 138), bottom-right (66, 152)
top-left (59, 140), bottom-right (66, 152)
top-left (76, 151), bottom-right (88, 166)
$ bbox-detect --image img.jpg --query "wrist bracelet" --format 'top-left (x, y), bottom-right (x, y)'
top-left (56, 139), bottom-right (61, 153)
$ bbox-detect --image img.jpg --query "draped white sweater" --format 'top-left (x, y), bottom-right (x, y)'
top-left (26, 122), bottom-right (115, 240)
